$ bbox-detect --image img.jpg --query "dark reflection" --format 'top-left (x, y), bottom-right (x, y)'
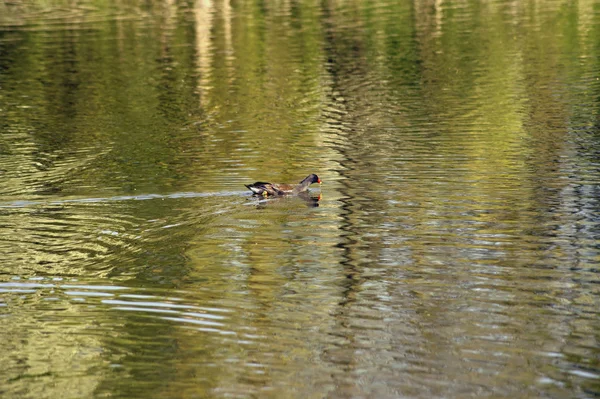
top-left (297, 192), bottom-right (321, 207)
top-left (248, 191), bottom-right (321, 208)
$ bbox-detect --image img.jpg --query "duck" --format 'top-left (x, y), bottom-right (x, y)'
top-left (245, 174), bottom-right (322, 196)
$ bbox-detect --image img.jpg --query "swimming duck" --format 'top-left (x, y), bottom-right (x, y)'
top-left (245, 174), bottom-right (322, 196)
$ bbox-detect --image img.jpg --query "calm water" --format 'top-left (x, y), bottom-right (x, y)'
top-left (1, 0), bottom-right (600, 397)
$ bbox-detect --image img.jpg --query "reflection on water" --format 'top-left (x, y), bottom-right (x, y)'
top-left (1, 0), bottom-right (600, 397)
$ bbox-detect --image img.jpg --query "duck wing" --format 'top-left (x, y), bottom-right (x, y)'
top-left (246, 174), bottom-right (320, 196)
top-left (245, 182), bottom-right (285, 196)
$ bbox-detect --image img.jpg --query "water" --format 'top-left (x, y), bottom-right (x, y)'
top-left (1, 0), bottom-right (600, 397)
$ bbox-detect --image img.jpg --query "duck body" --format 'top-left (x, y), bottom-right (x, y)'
top-left (246, 174), bottom-right (321, 196)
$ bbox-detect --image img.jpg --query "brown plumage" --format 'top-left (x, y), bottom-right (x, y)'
top-left (245, 174), bottom-right (322, 196)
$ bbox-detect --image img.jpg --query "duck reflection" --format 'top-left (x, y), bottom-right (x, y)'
top-left (249, 192), bottom-right (321, 208)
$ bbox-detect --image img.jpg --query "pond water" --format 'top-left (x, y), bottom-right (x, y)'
top-left (1, 0), bottom-right (600, 397)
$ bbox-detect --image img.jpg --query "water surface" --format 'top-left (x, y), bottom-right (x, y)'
top-left (1, 0), bottom-right (600, 397)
